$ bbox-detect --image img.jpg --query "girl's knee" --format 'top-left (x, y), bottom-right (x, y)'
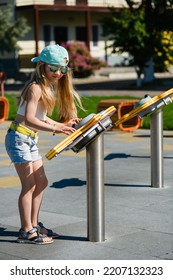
top-left (38, 176), bottom-right (48, 190)
top-left (43, 177), bottom-right (48, 189)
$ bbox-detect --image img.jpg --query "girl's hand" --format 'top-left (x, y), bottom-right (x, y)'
top-left (66, 118), bottom-right (82, 127)
top-left (53, 123), bottom-right (76, 135)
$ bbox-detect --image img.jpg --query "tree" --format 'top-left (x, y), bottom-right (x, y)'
top-left (0, 5), bottom-right (30, 54)
top-left (154, 30), bottom-right (173, 72)
top-left (100, 0), bottom-right (173, 86)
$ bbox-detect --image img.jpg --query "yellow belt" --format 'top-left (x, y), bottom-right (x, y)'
top-left (10, 122), bottom-right (38, 138)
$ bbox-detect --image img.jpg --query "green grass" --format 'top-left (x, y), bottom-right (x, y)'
top-left (5, 93), bottom-right (173, 130)
top-left (5, 93), bottom-right (19, 120)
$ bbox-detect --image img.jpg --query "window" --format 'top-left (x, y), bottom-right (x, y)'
top-left (76, 0), bottom-right (88, 5)
top-left (54, 27), bottom-right (68, 44)
top-left (76, 26), bottom-right (87, 43)
top-left (43, 25), bottom-right (51, 45)
top-left (92, 25), bottom-right (98, 47)
top-left (54, 0), bottom-right (66, 4)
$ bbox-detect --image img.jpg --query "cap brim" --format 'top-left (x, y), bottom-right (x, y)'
top-left (31, 57), bottom-right (40, 62)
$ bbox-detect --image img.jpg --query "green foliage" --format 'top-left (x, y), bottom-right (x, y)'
top-left (62, 41), bottom-right (107, 78)
top-left (100, 0), bottom-right (173, 72)
top-left (154, 31), bottom-right (173, 71)
top-left (162, 104), bottom-right (173, 130)
top-left (5, 94), bottom-right (19, 120)
top-left (0, 5), bottom-right (30, 54)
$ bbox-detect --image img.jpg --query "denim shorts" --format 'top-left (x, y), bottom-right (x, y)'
top-left (5, 129), bottom-right (42, 164)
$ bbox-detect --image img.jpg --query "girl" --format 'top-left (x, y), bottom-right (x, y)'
top-left (5, 44), bottom-right (84, 244)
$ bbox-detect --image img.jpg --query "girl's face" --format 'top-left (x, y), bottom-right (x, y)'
top-left (45, 64), bottom-right (68, 82)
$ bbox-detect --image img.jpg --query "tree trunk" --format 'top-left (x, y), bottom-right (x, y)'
top-left (135, 66), bottom-right (143, 87)
top-left (143, 58), bottom-right (155, 83)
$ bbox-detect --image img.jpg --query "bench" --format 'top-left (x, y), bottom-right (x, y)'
top-left (97, 99), bottom-right (142, 132)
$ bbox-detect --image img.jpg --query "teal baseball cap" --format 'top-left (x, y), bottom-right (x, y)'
top-left (31, 44), bottom-right (69, 66)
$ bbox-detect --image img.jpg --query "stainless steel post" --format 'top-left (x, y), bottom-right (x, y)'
top-left (150, 109), bottom-right (163, 188)
top-left (86, 133), bottom-right (105, 242)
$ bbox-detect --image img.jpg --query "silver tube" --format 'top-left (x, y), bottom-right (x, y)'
top-left (150, 109), bottom-right (163, 188)
top-left (86, 134), bottom-right (105, 242)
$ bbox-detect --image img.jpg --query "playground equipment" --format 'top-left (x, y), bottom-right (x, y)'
top-left (97, 99), bottom-right (141, 132)
top-left (46, 106), bottom-right (116, 242)
top-left (0, 72), bottom-right (9, 122)
top-left (115, 88), bottom-right (173, 188)
top-left (46, 106), bottom-right (116, 159)
top-left (118, 101), bottom-right (142, 132)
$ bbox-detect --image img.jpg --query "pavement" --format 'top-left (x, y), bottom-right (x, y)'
top-left (0, 71), bottom-right (173, 261)
top-left (4, 67), bottom-right (173, 98)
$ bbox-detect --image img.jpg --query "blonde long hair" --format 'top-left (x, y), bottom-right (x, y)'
top-left (20, 62), bottom-right (84, 121)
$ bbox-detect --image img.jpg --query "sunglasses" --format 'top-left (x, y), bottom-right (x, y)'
top-left (47, 65), bottom-right (68, 74)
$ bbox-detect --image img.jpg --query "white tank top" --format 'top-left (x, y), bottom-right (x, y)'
top-left (17, 97), bottom-right (47, 121)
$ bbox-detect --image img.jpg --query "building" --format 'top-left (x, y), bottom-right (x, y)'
top-left (0, 0), bottom-right (128, 78)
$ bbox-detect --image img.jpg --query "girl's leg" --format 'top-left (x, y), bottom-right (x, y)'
top-left (15, 160), bottom-right (52, 243)
top-left (15, 161), bottom-right (36, 232)
top-left (31, 159), bottom-right (59, 238)
top-left (31, 159), bottom-right (48, 227)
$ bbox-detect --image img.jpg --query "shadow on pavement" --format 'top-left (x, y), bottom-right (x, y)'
top-left (104, 153), bottom-right (150, 160)
top-left (50, 178), bottom-right (86, 189)
top-left (0, 227), bottom-right (18, 237)
top-left (75, 77), bottom-right (173, 92)
top-left (105, 183), bottom-right (149, 188)
top-left (57, 235), bottom-right (87, 242)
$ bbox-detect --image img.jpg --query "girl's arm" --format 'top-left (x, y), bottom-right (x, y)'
top-left (25, 84), bottom-right (75, 135)
top-left (45, 116), bottom-right (82, 127)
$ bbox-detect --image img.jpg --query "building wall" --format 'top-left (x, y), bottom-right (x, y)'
top-left (15, 0), bottom-right (126, 7)
top-left (17, 11), bottom-right (109, 54)
top-left (1, 0), bottom-right (131, 76)
top-left (17, 9), bottom-right (122, 68)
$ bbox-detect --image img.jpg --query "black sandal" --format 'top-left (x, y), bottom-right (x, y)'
top-left (35, 222), bottom-right (59, 238)
top-left (17, 227), bottom-right (54, 245)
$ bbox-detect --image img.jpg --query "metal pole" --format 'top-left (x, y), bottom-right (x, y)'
top-left (150, 109), bottom-right (163, 188)
top-left (86, 134), bottom-right (105, 242)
